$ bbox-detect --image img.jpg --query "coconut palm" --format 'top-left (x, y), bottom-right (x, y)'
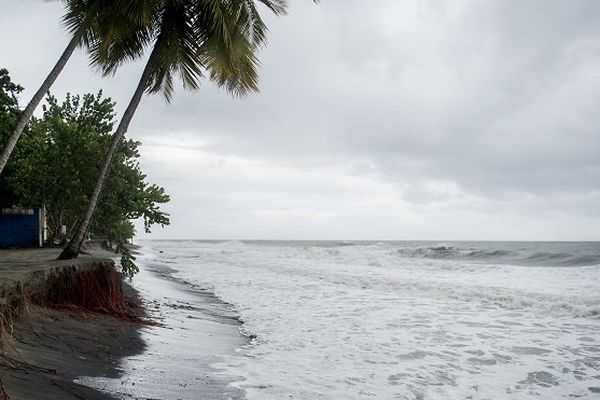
top-left (59, 0), bottom-right (287, 259)
top-left (0, 0), bottom-right (158, 175)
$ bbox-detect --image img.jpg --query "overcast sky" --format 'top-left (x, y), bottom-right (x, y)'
top-left (1, 0), bottom-right (599, 240)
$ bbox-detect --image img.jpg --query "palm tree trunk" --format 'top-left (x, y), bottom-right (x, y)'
top-left (0, 36), bottom-right (79, 175)
top-left (58, 48), bottom-right (160, 260)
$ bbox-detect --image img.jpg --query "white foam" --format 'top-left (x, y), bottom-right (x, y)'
top-left (144, 241), bottom-right (600, 399)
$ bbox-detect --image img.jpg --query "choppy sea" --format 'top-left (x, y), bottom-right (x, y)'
top-left (136, 240), bottom-right (600, 399)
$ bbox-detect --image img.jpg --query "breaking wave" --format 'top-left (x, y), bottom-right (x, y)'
top-left (393, 244), bottom-right (600, 266)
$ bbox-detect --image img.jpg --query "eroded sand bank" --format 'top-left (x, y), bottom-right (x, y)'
top-left (0, 247), bottom-right (247, 400)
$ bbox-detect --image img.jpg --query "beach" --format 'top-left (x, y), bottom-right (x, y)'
top-left (0, 247), bottom-right (247, 400)
top-left (77, 259), bottom-right (248, 400)
top-left (1, 303), bottom-right (145, 399)
top-left (2, 0), bottom-right (599, 398)
top-left (2, 241), bottom-right (600, 399)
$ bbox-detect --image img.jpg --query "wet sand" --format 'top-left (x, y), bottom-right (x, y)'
top-left (76, 261), bottom-right (249, 399)
top-left (0, 248), bottom-right (248, 399)
top-left (1, 304), bottom-right (145, 400)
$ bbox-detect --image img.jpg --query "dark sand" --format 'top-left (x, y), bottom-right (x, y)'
top-left (1, 304), bottom-right (145, 400)
top-left (0, 248), bottom-right (248, 400)
top-left (76, 261), bottom-right (249, 400)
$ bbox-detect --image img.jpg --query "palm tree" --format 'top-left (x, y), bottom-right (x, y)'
top-left (0, 0), bottom-right (158, 175)
top-left (59, 0), bottom-right (287, 259)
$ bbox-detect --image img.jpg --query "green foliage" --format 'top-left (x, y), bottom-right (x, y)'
top-left (0, 68), bottom-right (24, 205)
top-left (59, 0), bottom-right (289, 261)
top-left (59, 0), bottom-right (160, 61)
top-left (0, 73), bottom-right (169, 275)
top-left (0, 68), bottom-right (23, 115)
top-left (115, 234), bottom-right (139, 278)
top-left (84, 0), bottom-right (289, 101)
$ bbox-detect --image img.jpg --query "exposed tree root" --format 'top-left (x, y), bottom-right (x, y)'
top-left (32, 264), bottom-right (148, 323)
top-left (0, 261), bottom-right (150, 400)
top-left (0, 354), bottom-right (56, 374)
top-left (0, 262), bottom-right (150, 359)
top-left (0, 310), bottom-right (14, 354)
top-left (42, 264), bottom-right (124, 311)
top-left (0, 375), bottom-right (9, 400)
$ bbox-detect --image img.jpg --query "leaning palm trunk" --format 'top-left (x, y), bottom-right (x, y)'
top-left (59, 0), bottom-right (285, 260)
top-left (0, 36), bottom-right (79, 175)
top-left (58, 48), bottom-right (159, 260)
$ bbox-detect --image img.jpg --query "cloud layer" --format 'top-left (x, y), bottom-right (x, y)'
top-left (1, 0), bottom-right (599, 240)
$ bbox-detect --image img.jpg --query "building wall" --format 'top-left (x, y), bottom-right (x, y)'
top-left (0, 208), bottom-right (43, 247)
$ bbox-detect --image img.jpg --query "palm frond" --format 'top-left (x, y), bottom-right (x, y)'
top-left (65, 0), bottom-right (290, 100)
top-left (145, 0), bottom-right (204, 100)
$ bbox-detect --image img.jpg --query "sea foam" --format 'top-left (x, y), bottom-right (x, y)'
top-left (141, 240), bottom-right (600, 399)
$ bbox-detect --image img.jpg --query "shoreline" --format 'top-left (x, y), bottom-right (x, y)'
top-left (77, 259), bottom-right (249, 399)
top-left (0, 247), bottom-right (146, 400)
top-left (0, 247), bottom-right (247, 400)
top-left (1, 303), bottom-right (146, 399)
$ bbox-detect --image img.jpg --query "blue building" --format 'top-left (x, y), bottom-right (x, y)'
top-left (0, 207), bottom-right (45, 248)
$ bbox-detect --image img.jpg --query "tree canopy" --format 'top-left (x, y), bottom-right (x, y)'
top-left (0, 69), bottom-right (169, 276)
top-left (60, 0), bottom-right (287, 259)
top-left (0, 0), bottom-right (166, 175)
top-left (0, 68), bottom-right (24, 204)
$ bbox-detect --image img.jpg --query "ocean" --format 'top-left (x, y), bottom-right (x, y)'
top-left (94, 240), bottom-right (600, 399)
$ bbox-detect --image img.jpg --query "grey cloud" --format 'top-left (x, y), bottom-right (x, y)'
top-left (1, 0), bottom-right (599, 239)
